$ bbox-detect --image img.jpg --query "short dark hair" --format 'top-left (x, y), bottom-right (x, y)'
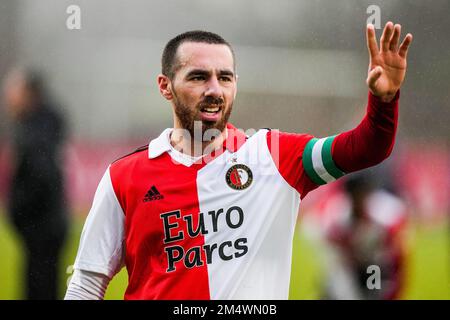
top-left (161, 30), bottom-right (235, 80)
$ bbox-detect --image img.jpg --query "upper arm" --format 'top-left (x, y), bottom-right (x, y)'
top-left (302, 135), bottom-right (346, 185)
top-left (73, 166), bottom-right (125, 279)
top-left (267, 130), bottom-right (347, 198)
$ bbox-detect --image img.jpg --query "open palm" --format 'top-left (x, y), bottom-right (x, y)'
top-left (366, 22), bottom-right (413, 102)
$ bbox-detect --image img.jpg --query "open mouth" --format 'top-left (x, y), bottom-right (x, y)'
top-left (200, 106), bottom-right (221, 114)
top-left (199, 105), bottom-right (222, 122)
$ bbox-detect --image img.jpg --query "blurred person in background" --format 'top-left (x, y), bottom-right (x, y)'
top-left (2, 68), bottom-right (68, 300)
top-left (320, 172), bottom-right (408, 299)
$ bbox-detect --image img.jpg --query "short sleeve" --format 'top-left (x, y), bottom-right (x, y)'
top-left (73, 166), bottom-right (125, 279)
top-left (268, 130), bottom-right (348, 198)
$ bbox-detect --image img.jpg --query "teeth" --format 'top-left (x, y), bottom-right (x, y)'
top-left (203, 107), bottom-right (219, 113)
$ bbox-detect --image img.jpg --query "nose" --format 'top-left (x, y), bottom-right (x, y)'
top-left (204, 77), bottom-right (222, 98)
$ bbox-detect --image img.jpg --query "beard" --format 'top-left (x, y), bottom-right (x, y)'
top-left (172, 91), bottom-right (233, 140)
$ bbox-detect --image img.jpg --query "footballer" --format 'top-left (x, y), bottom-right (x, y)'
top-left (65, 22), bottom-right (412, 299)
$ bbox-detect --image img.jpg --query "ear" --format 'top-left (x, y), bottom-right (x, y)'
top-left (157, 74), bottom-right (173, 100)
top-left (233, 74), bottom-right (239, 99)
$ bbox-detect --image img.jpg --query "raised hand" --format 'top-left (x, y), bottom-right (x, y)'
top-left (366, 22), bottom-right (413, 102)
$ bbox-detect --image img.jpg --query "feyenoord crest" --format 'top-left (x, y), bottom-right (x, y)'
top-left (226, 164), bottom-right (253, 190)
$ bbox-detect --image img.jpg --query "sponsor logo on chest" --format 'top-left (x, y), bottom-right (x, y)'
top-left (160, 206), bottom-right (248, 272)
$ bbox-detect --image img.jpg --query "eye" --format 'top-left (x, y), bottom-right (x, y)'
top-left (190, 76), bottom-right (206, 81)
top-left (219, 76), bottom-right (232, 82)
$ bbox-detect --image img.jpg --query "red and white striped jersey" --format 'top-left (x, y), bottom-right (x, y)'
top-left (73, 123), bottom-right (345, 299)
top-left (72, 93), bottom-right (399, 300)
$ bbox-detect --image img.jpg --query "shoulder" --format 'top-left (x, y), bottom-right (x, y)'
top-left (108, 145), bottom-right (149, 191)
top-left (265, 129), bottom-right (315, 152)
top-left (112, 144), bottom-right (149, 163)
top-left (40, 103), bottom-right (63, 121)
top-left (111, 145), bottom-right (149, 168)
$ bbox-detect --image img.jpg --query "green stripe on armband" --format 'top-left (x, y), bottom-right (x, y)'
top-left (321, 136), bottom-right (345, 180)
top-left (302, 138), bottom-right (327, 185)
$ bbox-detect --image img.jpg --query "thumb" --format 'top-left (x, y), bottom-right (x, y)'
top-left (366, 66), bottom-right (383, 88)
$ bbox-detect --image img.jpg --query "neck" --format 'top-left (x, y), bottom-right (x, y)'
top-left (170, 124), bottom-right (227, 157)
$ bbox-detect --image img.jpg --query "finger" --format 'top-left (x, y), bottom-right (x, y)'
top-left (366, 66), bottom-right (383, 88)
top-left (366, 24), bottom-right (379, 59)
top-left (389, 24), bottom-right (401, 51)
top-left (398, 33), bottom-right (413, 58)
top-left (380, 21), bottom-right (394, 52)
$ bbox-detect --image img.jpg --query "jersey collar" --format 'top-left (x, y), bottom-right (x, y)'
top-left (148, 128), bottom-right (173, 159)
top-left (148, 123), bottom-right (247, 159)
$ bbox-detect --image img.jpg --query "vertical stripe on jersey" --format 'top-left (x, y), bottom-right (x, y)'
top-left (110, 151), bottom-right (211, 300)
top-left (197, 130), bottom-right (299, 299)
top-left (303, 136), bottom-right (345, 185)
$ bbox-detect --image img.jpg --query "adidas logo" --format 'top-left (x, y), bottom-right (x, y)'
top-left (143, 186), bottom-right (164, 202)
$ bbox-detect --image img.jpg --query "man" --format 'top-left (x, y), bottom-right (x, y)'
top-left (65, 22), bottom-right (412, 299)
top-left (317, 173), bottom-right (407, 300)
top-left (3, 68), bottom-right (68, 299)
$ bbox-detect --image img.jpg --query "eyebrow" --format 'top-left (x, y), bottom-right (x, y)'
top-left (219, 70), bottom-right (235, 77)
top-left (185, 69), bottom-right (235, 78)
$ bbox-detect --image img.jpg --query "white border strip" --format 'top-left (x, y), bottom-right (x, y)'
top-left (311, 138), bottom-right (336, 183)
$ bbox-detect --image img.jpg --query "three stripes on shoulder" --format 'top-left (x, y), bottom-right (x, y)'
top-left (302, 136), bottom-right (345, 185)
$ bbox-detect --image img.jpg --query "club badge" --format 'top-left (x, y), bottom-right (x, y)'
top-left (226, 164), bottom-right (253, 190)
